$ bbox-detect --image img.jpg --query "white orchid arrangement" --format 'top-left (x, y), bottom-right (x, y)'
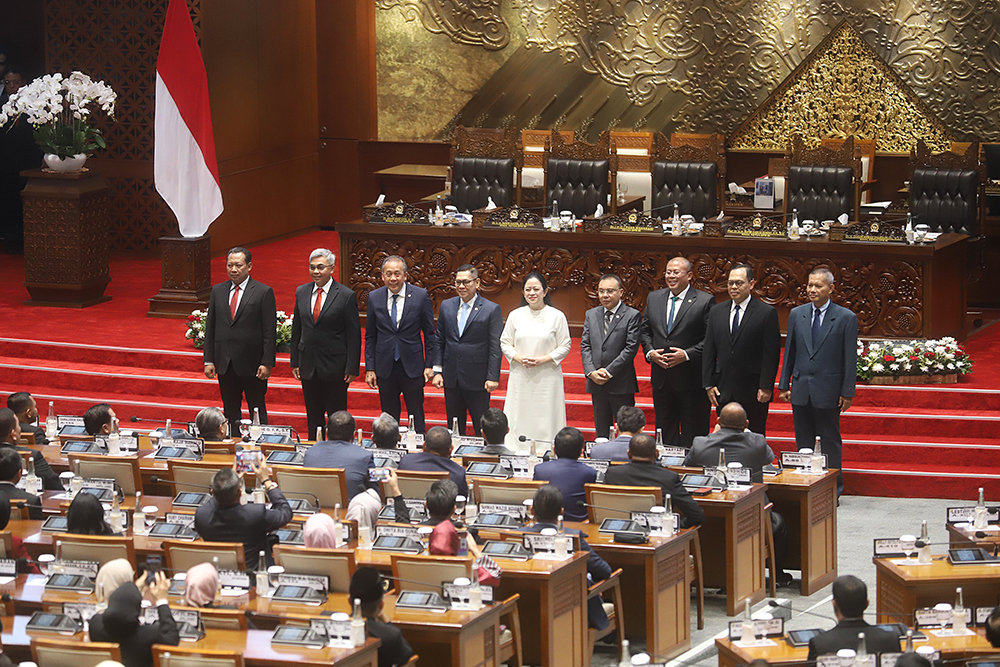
top-left (0, 71), bottom-right (117, 158)
top-left (857, 337), bottom-right (972, 380)
top-left (186, 309), bottom-right (294, 349)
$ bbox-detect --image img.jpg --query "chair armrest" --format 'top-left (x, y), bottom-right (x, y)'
top-left (587, 568), bottom-right (623, 598)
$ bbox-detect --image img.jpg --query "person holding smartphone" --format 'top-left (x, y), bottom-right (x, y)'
top-left (88, 571), bottom-right (179, 667)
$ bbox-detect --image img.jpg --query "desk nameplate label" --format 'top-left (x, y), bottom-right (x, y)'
top-left (725, 214), bottom-right (786, 238)
top-left (780, 452), bottom-right (828, 469)
top-left (601, 211), bottom-right (659, 233)
top-left (727, 617), bottom-right (784, 640)
top-left (947, 506), bottom-right (1000, 524)
top-left (368, 201), bottom-right (431, 226)
top-left (377, 525), bottom-right (420, 540)
top-left (219, 570), bottom-right (250, 589)
top-left (484, 206), bottom-right (544, 229)
top-left (479, 503), bottom-right (527, 521)
top-left (845, 220), bottom-right (906, 243)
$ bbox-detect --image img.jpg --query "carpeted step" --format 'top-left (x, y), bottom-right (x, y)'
top-left (842, 465), bottom-right (1000, 500)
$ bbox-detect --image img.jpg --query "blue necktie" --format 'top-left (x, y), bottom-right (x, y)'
top-left (667, 296), bottom-right (679, 333)
top-left (391, 294), bottom-right (400, 360)
top-left (811, 307), bottom-right (822, 344)
top-left (458, 301), bottom-right (470, 336)
top-left (731, 304), bottom-right (740, 338)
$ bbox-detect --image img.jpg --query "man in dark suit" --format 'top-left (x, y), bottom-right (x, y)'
top-left (0, 408), bottom-right (61, 490)
top-left (703, 264), bottom-right (781, 436)
top-left (526, 484), bottom-right (612, 630)
top-left (590, 405), bottom-right (643, 462)
top-left (302, 411), bottom-right (378, 500)
top-left (0, 447), bottom-right (42, 519)
top-left (350, 567), bottom-right (414, 667)
top-left (480, 408), bottom-right (516, 456)
top-left (290, 248), bottom-right (361, 438)
top-left (6, 392), bottom-right (47, 445)
top-left (398, 426), bottom-right (469, 497)
top-left (779, 267), bottom-right (858, 495)
top-left (194, 460), bottom-right (292, 570)
top-left (603, 434), bottom-right (705, 528)
top-left (807, 575), bottom-right (899, 661)
top-left (83, 402), bottom-right (117, 436)
top-left (532, 427), bottom-right (596, 522)
top-left (203, 247), bottom-right (277, 432)
top-left (430, 264), bottom-right (502, 436)
top-left (641, 257), bottom-right (715, 446)
top-left (581, 273), bottom-right (641, 439)
top-left (365, 255), bottom-right (438, 433)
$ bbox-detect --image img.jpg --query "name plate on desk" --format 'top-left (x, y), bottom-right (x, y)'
top-left (915, 606), bottom-right (972, 627)
top-left (600, 211), bottom-right (659, 233)
top-left (377, 525), bottom-right (421, 540)
top-left (728, 617), bottom-right (784, 640)
top-left (581, 459), bottom-right (610, 475)
top-left (219, 569), bottom-right (250, 589)
top-left (276, 573), bottom-right (329, 593)
top-left (367, 201), bottom-right (431, 225)
top-left (844, 219), bottom-right (906, 243)
top-left (947, 506), bottom-right (1000, 523)
top-left (484, 206), bottom-right (545, 229)
top-left (881, 653), bottom-right (940, 667)
top-left (500, 455), bottom-right (531, 477)
top-left (373, 448), bottom-right (406, 463)
top-left (0, 559), bottom-right (14, 576)
top-left (95, 435), bottom-right (138, 452)
top-left (523, 533), bottom-right (556, 554)
top-left (725, 213), bottom-right (786, 238)
top-left (443, 582), bottom-right (494, 607)
top-left (58, 415), bottom-right (85, 427)
top-left (455, 435), bottom-right (485, 448)
top-left (310, 617), bottom-right (352, 647)
top-left (479, 503), bottom-right (527, 521)
top-left (781, 452), bottom-right (827, 469)
top-left (873, 538), bottom-right (907, 558)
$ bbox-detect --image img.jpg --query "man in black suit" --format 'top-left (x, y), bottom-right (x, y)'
top-left (641, 257), bottom-right (714, 446)
top-left (807, 575), bottom-right (900, 661)
top-left (480, 408), bottom-right (516, 456)
top-left (398, 426), bottom-right (468, 497)
top-left (371, 412), bottom-right (401, 449)
top-left (0, 447), bottom-right (42, 519)
top-left (194, 459), bottom-right (291, 570)
top-left (703, 264), bottom-right (781, 436)
top-left (431, 264), bottom-right (502, 436)
top-left (349, 567), bottom-right (414, 667)
top-left (365, 255), bottom-right (438, 433)
top-left (302, 411), bottom-right (378, 500)
top-left (83, 402), bottom-right (117, 436)
top-left (581, 273), bottom-right (641, 439)
top-left (203, 247), bottom-right (277, 432)
top-left (290, 248), bottom-right (361, 438)
top-left (779, 268), bottom-right (858, 495)
top-left (0, 408), bottom-right (60, 490)
top-left (532, 427), bottom-right (596, 522)
top-left (6, 392), bottom-right (47, 445)
top-left (603, 434), bottom-right (705, 527)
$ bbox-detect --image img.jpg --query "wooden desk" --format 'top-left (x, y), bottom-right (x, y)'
top-left (765, 470), bottom-right (838, 595)
top-left (0, 614), bottom-right (380, 667)
top-left (375, 164), bottom-right (449, 203)
top-left (874, 556), bottom-right (1000, 625)
top-left (695, 484), bottom-right (767, 616)
top-left (338, 222), bottom-right (968, 340)
top-left (946, 522), bottom-right (1000, 548)
top-left (577, 523), bottom-right (695, 658)
top-left (716, 628), bottom-right (997, 667)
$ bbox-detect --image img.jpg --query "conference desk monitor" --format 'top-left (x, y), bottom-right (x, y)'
top-left (271, 625), bottom-right (327, 649)
top-left (57, 425), bottom-right (88, 437)
top-left (147, 521), bottom-right (197, 540)
top-left (785, 624), bottom-right (927, 648)
top-left (271, 584), bottom-right (327, 605)
top-left (378, 503), bottom-right (428, 523)
top-left (60, 440), bottom-right (104, 455)
top-left (464, 461), bottom-right (509, 479)
top-left (265, 450), bottom-right (304, 466)
top-left (680, 472), bottom-right (726, 495)
top-left (371, 535), bottom-right (423, 554)
top-left (153, 446), bottom-right (201, 460)
top-left (948, 547), bottom-right (998, 564)
top-left (274, 528), bottom-right (305, 545)
top-left (45, 573), bottom-right (94, 593)
top-left (172, 491), bottom-right (210, 508)
top-left (395, 590), bottom-right (450, 612)
top-left (26, 611), bottom-right (80, 634)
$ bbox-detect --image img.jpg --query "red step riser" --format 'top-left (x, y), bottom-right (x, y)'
top-left (843, 472), bottom-right (1000, 499)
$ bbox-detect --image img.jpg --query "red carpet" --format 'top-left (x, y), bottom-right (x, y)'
top-left (2, 229), bottom-right (999, 500)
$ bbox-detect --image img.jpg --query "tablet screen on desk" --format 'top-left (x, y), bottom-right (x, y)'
top-left (31, 613), bottom-right (63, 627)
top-left (397, 592), bottom-right (435, 606)
top-left (476, 514), bottom-right (509, 526)
top-left (176, 492), bottom-right (206, 505)
top-left (149, 522), bottom-right (184, 536)
top-left (468, 463), bottom-right (497, 474)
top-left (786, 628), bottom-right (823, 646)
top-left (483, 542), bottom-right (516, 555)
top-left (268, 451), bottom-right (299, 463)
top-left (682, 474), bottom-right (715, 487)
top-left (602, 519), bottom-right (633, 532)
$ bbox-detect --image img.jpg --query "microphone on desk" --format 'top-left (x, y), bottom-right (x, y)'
top-left (576, 500), bottom-right (644, 516)
top-left (767, 599), bottom-right (838, 624)
top-left (517, 435), bottom-right (553, 444)
top-left (149, 476), bottom-right (213, 492)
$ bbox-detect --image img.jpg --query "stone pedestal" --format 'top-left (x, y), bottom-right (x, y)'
top-left (21, 168), bottom-right (112, 307)
top-left (147, 235), bottom-right (212, 318)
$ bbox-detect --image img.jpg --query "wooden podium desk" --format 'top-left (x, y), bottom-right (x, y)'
top-left (695, 484), bottom-right (768, 616)
top-left (874, 556), bottom-right (1000, 625)
top-left (576, 522), bottom-right (696, 659)
top-left (375, 164), bottom-right (449, 203)
top-left (765, 469), bottom-right (838, 595)
top-left (947, 522), bottom-right (1000, 548)
top-left (716, 627), bottom-right (996, 667)
top-left (0, 614), bottom-right (380, 667)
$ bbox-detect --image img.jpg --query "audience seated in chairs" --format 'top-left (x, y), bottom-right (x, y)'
top-left (302, 411), bottom-right (378, 500)
top-left (184, 562), bottom-right (221, 608)
top-left (480, 408), bottom-right (516, 456)
top-left (532, 427), bottom-right (595, 522)
top-left (350, 567), bottom-right (414, 667)
top-left (806, 574), bottom-right (900, 661)
top-left (84, 402), bottom-right (118, 436)
top-left (0, 407), bottom-right (61, 490)
top-left (0, 446), bottom-right (42, 519)
top-left (67, 491), bottom-right (116, 535)
top-left (398, 426), bottom-right (468, 497)
top-left (6, 391), bottom-right (48, 445)
top-left (195, 407), bottom-right (229, 442)
top-left (371, 412), bottom-right (401, 449)
top-left (590, 405), bottom-right (644, 462)
top-left (393, 478), bottom-right (481, 557)
top-left (0, 496), bottom-right (36, 570)
top-left (89, 572), bottom-right (179, 667)
top-left (346, 468), bottom-right (407, 530)
top-left (95, 558), bottom-right (134, 602)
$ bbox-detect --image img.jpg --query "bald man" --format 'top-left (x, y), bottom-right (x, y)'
top-left (684, 402), bottom-right (775, 482)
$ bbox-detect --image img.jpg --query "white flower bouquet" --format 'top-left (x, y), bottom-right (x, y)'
top-left (857, 337), bottom-right (972, 381)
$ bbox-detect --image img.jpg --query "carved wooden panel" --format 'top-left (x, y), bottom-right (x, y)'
top-left (790, 135), bottom-right (861, 177)
top-left (656, 550), bottom-right (687, 592)
top-left (23, 181), bottom-right (111, 285)
top-left (549, 130), bottom-right (613, 161)
top-left (452, 125), bottom-right (521, 161)
top-left (811, 487), bottom-right (836, 526)
top-left (552, 576), bottom-right (583, 617)
top-left (160, 236), bottom-right (212, 291)
top-left (737, 505), bottom-right (762, 543)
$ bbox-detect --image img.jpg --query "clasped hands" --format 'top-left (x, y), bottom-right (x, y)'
top-left (648, 347), bottom-right (687, 369)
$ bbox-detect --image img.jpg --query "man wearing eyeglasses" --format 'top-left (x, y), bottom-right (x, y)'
top-left (430, 264), bottom-right (502, 436)
top-left (290, 248), bottom-right (361, 438)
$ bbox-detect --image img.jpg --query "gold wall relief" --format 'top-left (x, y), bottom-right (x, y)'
top-left (376, 0), bottom-right (510, 50)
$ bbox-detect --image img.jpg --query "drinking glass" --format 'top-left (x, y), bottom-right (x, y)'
top-left (37, 554), bottom-right (55, 577)
top-left (801, 219), bottom-right (816, 239)
top-left (143, 506), bottom-right (158, 533)
top-left (914, 223), bottom-right (930, 243)
top-left (899, 534), bottom-right (916, 561)
top-left (59, 471), bottom-right (74, 494)
top-left (239, 419), bottom-right (252, 440)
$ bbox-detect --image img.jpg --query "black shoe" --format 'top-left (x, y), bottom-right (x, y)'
top-left (775, 571), bottom-right (794, 588)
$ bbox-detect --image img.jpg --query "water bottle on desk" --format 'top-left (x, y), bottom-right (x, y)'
top-left (973, 487), bottom-right (988, 529)
top-left (953, 587), bottom-right (967, 634)
top-left (249, 409), bottom-right (262, 442)
top-left (810, 436), bottom-right (824, 474)
top-left (45, 401), bottom-right (57, 439)
top-left (161, 419), bottom-right (174, 447)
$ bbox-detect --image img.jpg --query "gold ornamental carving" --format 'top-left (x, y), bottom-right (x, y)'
top-left (376, 0), bottom-right (510, 50)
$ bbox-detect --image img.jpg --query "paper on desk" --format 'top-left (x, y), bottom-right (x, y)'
top-left (221, 588), bottom-right (246, 597)
top-left (594, 204), bottom-right (604, 217)
top-left (925, 232), bottom-right (943, 242)
top-left (0, 576), bottom-right (15, 585)
top-left (927, 627), bottom-right (976, 638)
top-left (890, 559), bottom-right (931, 566)
top-left (485, 197), bottom-right (497, 211)
top-left (25, 574), bottom-right (47, 587)
top-left (375, 194), bottom-right (385, 206)
top-left (734, 639), bottom-right (777, 648)
top-left (838, 213), bottom-right (849, 225)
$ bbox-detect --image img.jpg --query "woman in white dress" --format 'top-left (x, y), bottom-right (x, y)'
top-left (500, 272), bottom-right (572, 450)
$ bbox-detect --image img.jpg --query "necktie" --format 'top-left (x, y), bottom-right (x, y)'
top-left (731, 304), bottom-right (740, 336)
top-left (812, 307), bottom-right (822, 344)
top-left (667, 296), bottom-right (679, 333)
top-left (391, 294), bottom-right (400, 360)
top-left (312, 288), bottom-right (324, 323)
top-left (458, 301), bottom-right (470, 336)
top-left (604, 309), bottom-right (613, 336)
top-left (229, 285), bottom-right (239, 319)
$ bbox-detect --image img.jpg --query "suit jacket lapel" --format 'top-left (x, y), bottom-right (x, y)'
top-left (731, 298), bottom-right (756, 345)
top-left (802, 306), bottom-right (816, 356)
top-left (670, 291), bottom-right (696, 331)
top-left (232, 279), bottom-right (254, 325)
top-left (602, 307), bottom-right (624, 344)
top-left (813, 304), bottom-right (836, 352)
top-left (319, 282), bottom-right (340, 321)
top-left (461, 299), bottom-right (484, 338)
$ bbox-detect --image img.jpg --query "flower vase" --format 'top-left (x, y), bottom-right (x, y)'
top-left (44, 153), bottom-right (87, 173)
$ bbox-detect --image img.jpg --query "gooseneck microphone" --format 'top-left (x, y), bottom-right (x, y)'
top-left (517, 435), bottom-right (553, 443)
top-left (149, 476), bottom-right (212, 491)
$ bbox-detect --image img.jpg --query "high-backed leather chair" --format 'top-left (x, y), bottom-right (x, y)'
top-left (650, 132), bottom-right (725, 221)
top-left (908, 139), bottom-right (984, 236)
top-left (784, 135), bottom-right (861, 222)
top-left (543, 130), bottom-right (617, 218)
top-left (821, 136), bottom-right (876, 204)
top-left (449, 125), bottom-right (522, 213)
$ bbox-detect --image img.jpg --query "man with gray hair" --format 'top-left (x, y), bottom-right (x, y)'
top-left (779, 267), bottom-right (857, 496)
top-left (195, 407), bottom-right (228, 441)
top-left (371, 412), bottom-right (400, 449)
top-left (291, 248), bottom-right (361, 438)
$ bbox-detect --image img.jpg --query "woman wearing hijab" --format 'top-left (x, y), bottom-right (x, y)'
top-left (89, 571), bottom-right (178, 667)
top-left (183, 562), bottom-right (218, 607)
top-left (303, 513), bottom-right (339, 549)
top-left (95, 559), bottom-right (134, 602)
top-left (66, 492), bottom-right (115, 535)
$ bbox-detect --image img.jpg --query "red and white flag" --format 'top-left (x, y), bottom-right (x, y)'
top-left (154, 0), bottom-right (223, 237)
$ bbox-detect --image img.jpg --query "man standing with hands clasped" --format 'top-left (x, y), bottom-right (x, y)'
top-left (431, 264), bottom-right (502, 436)
top-left (203, 247), bottom-right (276, 433)
top-left (778, 267), bottom-right (858, 495)
top-left (290, 248), bottom-right (361, 438)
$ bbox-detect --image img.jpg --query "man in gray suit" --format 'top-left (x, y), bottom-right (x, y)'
top-left (778, 268), bottom-right (858, 495)
top-left (302, 411), bottom-right (377, 500)
top-left (581, 273), bottom-right (641, 439)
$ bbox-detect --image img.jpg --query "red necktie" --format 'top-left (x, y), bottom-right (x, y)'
top-left (312, 288), bottom-right (324, 322)
top-left (230, 285), bottom-right (239, 319)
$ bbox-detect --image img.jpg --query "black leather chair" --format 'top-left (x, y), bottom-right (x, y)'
top-left (784, 135), bottom-right (860, 222)
top-left (908, 139), bottom-right (983, 236)
top-left (649, 132), bottom-right (725, 221)
top-left (543, 130), bottom-right (616, 219)
top-left (449, 126), bottom-right (521, 214)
